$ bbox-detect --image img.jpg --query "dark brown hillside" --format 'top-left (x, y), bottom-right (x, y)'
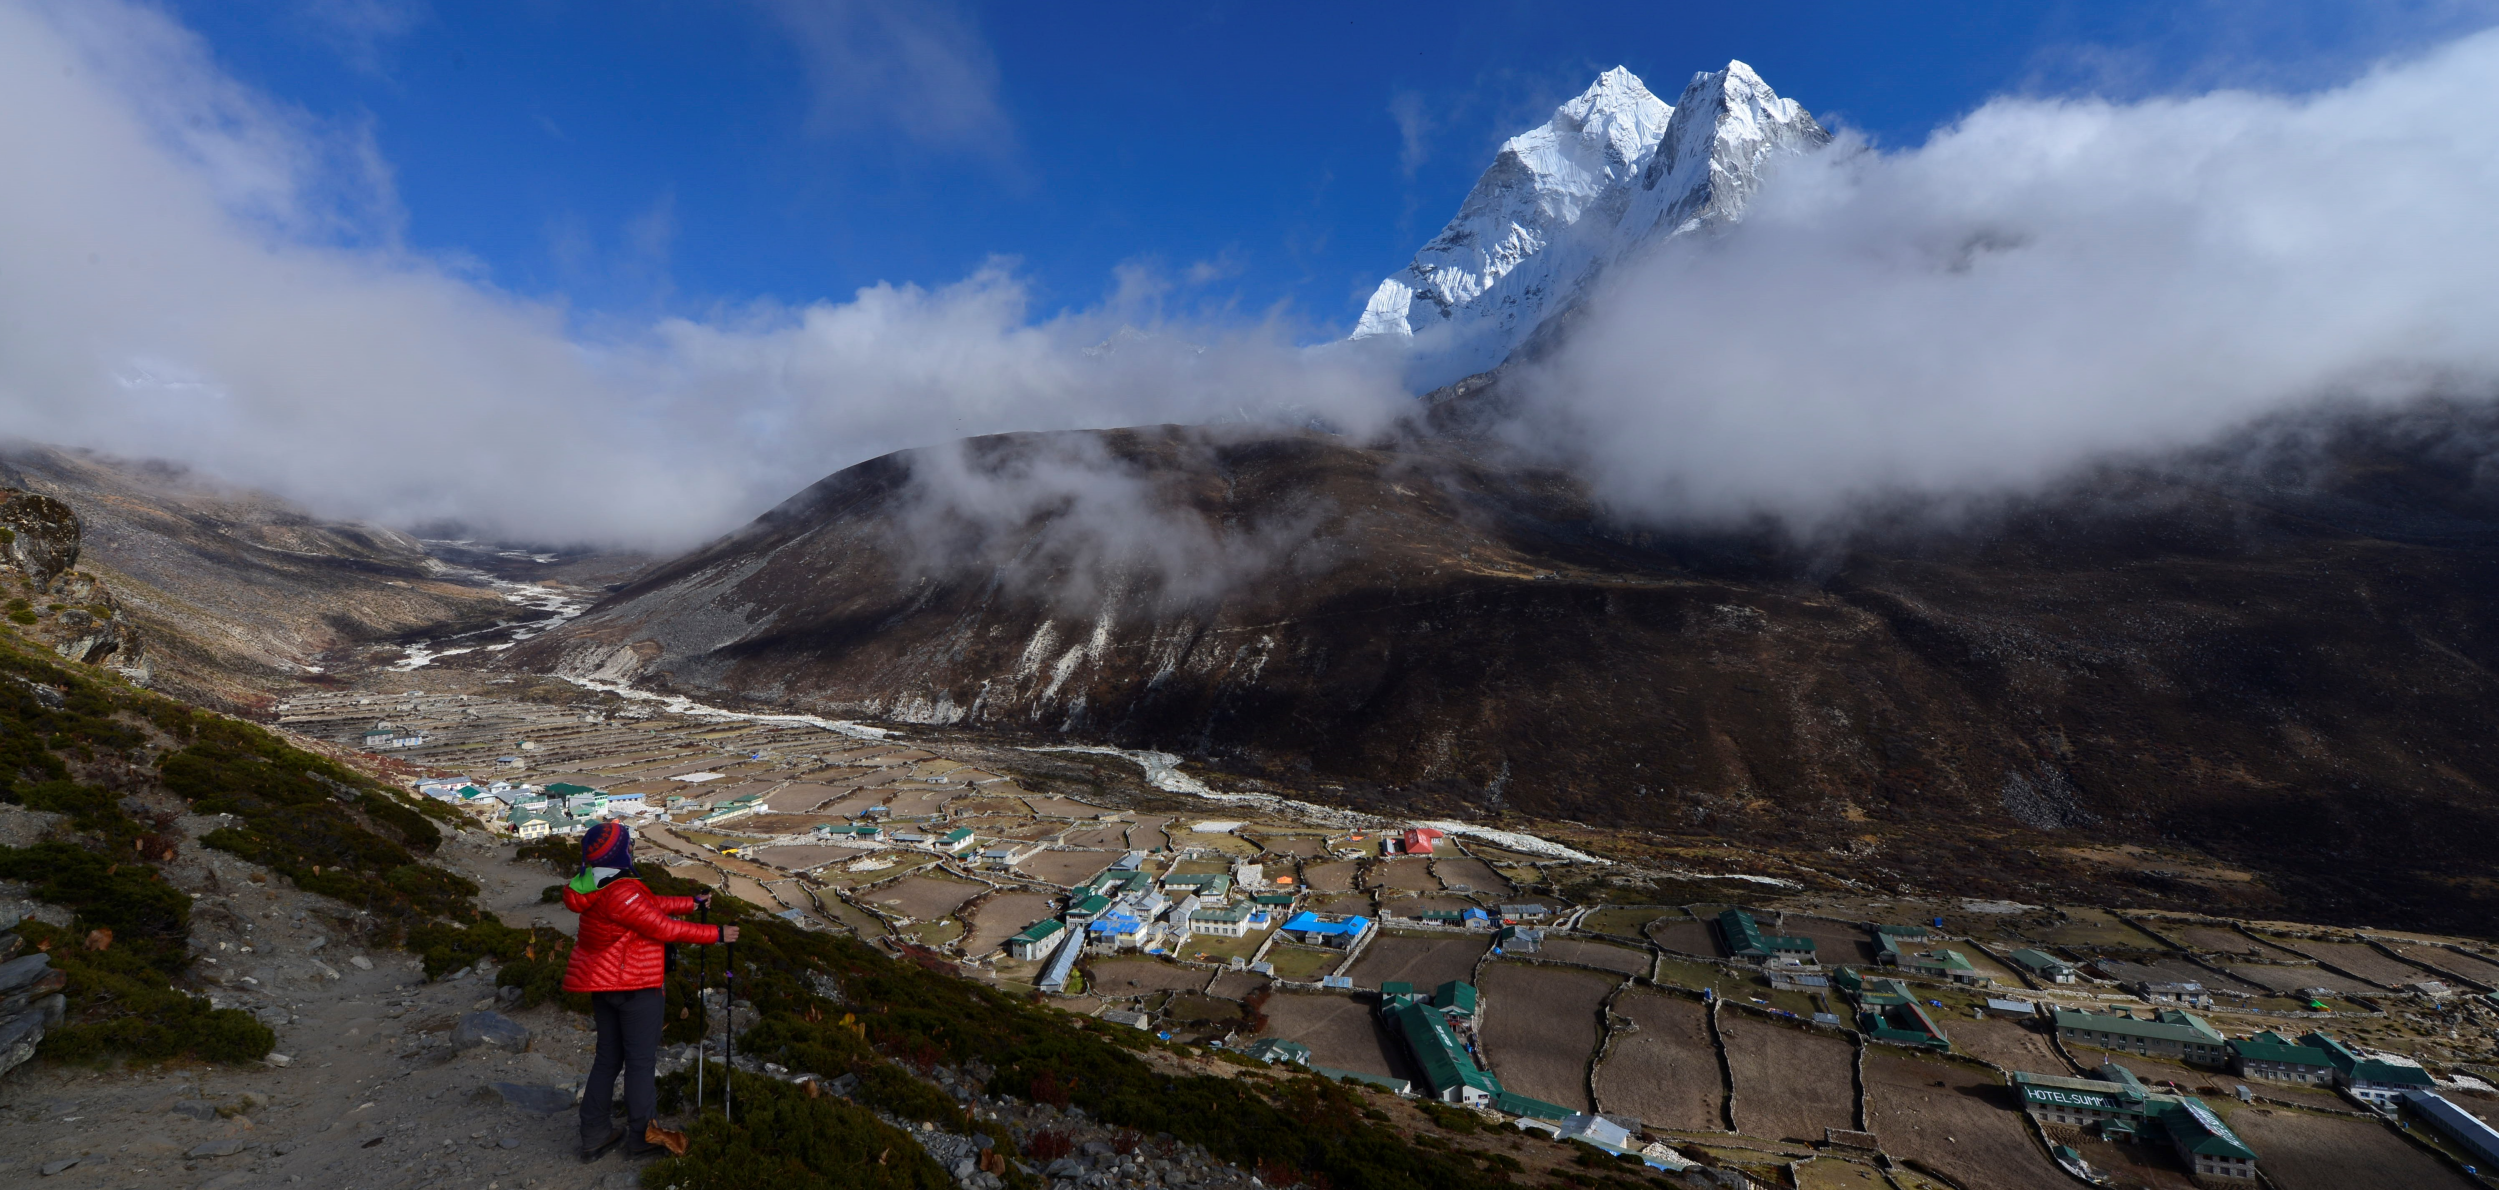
top-left (0, 444), bottom-right (514, 708)
top-left (511, 415), bottom-right (2499, 936)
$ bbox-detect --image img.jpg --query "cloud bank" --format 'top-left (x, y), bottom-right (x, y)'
top-left (0, 0), bottom-right (1403, 549)
top-left (11, 1), bottom-right (2499, 563)
top-left (1518, 27), bottom-right (2499, 529)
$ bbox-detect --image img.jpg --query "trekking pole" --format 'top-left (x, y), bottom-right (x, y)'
top-left (695, 899), bottom-right (708, 1110)
top-left (724, 930), bottom-right (737, 1124)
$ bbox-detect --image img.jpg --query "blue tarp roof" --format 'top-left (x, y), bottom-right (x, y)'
top-left (1281, 912), bottom-right (1371, 936)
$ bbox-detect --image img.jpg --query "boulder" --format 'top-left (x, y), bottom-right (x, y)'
top-left (0, 490), bottom-right (79, 591)
top-left (0, 953), bottom-right (52, 995)
top-left (452, 1011), bottom-right (531, 1053)
top-left (487, 1082), bottom-right (574, 1115)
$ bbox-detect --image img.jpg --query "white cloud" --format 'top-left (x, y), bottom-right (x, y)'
top-left (751, 0), bottom-right (1012, 152)
top-left (1516, 28), bottom-right (2499, 529)
top-left (0, 0), bottom-right (1404, 549)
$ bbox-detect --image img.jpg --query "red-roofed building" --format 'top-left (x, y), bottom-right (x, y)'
top-left (1401, 827), bottom-right (1446, 855)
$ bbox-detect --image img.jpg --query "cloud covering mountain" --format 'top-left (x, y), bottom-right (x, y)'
top-left (7, 0), bottom-right (2499, 555)
top-left (0, 0), bottom-right (1404, 549)
top-left (1513, 28), bottom-right (2499, 530)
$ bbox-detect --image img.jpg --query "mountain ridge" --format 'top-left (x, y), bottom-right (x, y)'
top-left (1352, 61), bottom-right (1828, 389)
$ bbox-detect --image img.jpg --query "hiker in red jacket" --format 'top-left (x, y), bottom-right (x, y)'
top-left (560, 821), bottom-right (736, 1162)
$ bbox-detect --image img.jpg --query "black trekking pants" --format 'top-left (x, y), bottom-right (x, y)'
top-left (581, 987), bottom-right (664, 1140)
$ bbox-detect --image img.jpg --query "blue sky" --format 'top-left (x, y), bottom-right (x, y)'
top-left (160, 0), bottom-right (2498, 341)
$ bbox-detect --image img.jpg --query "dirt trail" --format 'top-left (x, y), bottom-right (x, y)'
top-left (3, 820), bottom-right (720, 1189)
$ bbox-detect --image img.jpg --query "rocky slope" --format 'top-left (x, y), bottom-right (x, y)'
top-left (0, 488), bottom-right (142, 673)
top-left (505, 407), bottom-right (2499, 937)
top-left (0, 445), bottom-right (513, 708)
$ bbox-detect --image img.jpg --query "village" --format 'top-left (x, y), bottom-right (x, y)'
top-left (275, 679), bottom-right (2499, 1190)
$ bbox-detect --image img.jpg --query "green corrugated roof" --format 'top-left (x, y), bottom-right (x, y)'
top-left (1719, 907), bottom-right (1815, 954)
top-left (1905, 948), bottom-right (1977, 973)
top-left (1390, 1001), bottom-right (1501, 1099)
top-left (2163, 1099), bottom-right (2257, 1160)
top-left (1008, 919), bottom-right (1064, 944)
top-left (1434, 980), bottom-right (1479, 1017)
top-left (1494, 1091), bottom-right (1572, 1121)
top-left (2228, 1031), bottom-right (2334, 1068)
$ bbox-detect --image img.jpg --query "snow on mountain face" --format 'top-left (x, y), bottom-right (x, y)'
top-left (1352, 61), bottom-right (1826, 390)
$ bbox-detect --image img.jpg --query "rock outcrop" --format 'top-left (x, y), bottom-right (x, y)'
top-left (0, 488), bottom-right (143, 674)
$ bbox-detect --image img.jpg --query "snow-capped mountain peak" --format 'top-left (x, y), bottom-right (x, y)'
top-left (1349, 68), bottom-right (1671, 347)
top-left (1624, 60), bottom-right (1828, 244)
top-left (1350, 60), bottom-right (1827, 390)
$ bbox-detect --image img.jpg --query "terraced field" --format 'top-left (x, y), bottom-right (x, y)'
top-left (1479, 963), bottom-right (1612, 1113)
top-left (1723, 1014), bottom-right (1855, 1143)
top-left (1594, 990), bottom-right (1723, 1131)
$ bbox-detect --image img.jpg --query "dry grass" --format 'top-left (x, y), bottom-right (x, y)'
top-left (1263, 944), bottom-right (1346, 981)
top-left (2389, 943), bottom-right (2499, 987)
top-left (739, 844), bottom-right (864, 873)
top-left (764, 782), bottom-right (857, 811)
top-left (961, 891), bottom-right (1060, 954)
top-left (1302, 861), bottom-right (1360, 893)
top-left (1015, 849), bottom-right (1118, 887)
top-left (1256, 992), bottom-right (1411, 1081)
top-left (1346, 934), bottom-right (1487, 991)
top-left (867, 875), bottom-right (985, 920)
top-left (1020, 795), bottom-right (1109, 818)
top-left (1722, 1013), bottom-right (1856, 1144)
top-left (2285, 939), bottom-right (2439, 988)
top-left (2232, 1105), bottom-right (2477, 1190)
top-left (1372, 858), bottom-right (1436, 892)
top-left (1206, 970), bottom-right (1272, 1000)
top-left (1863, 1052), bottom-right (2063, 1190)
top-left (1534, 938), bottom-right (1651, 976)
top-left (2223, 963), bottom-right (2380, 996)
top-left (1086, 956), bottom-right (1213, 998)
top-left (1594, 989), bottom-right (1722, 1132)
top-left (1059, 827), bottom-right (1130, 850)
top-left (1479, 962), bottom-right (1613, 1113)
top-left (1253, 835), bottom-right (1326, 857)
top-left (1579, 907), bottom-right (1665, 938)
top-left (1649, 917), bottom-right (1722, 957)
top-left (1942, 1014), bottom-right (2066, 1073)
top-left (1429, 856), bottom-right (1512, 896)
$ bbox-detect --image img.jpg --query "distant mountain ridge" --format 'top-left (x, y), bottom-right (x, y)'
top-left (1353, 62), bottom-right (1828, 389)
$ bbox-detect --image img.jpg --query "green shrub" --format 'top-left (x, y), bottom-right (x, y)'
top-left (0, 855), bottom-right (272, 1066)
top-left (643, 1073), bottom-right (950, 1190)
top-left (515, 835), bottom-right (580, 871)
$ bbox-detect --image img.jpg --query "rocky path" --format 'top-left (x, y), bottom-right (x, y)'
top-left (0, 813), bottom-right (679, 1189)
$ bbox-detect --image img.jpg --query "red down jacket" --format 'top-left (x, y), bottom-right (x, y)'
top-left (560, 876), bottom-right (722, 993)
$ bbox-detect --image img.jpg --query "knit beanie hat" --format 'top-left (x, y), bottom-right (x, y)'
top-left (581, 821), bottom-right (635, 874)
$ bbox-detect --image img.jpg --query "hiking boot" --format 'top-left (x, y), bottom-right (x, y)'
top-left (628, 1120), bottom-right (688, 1157)
top-left (578, 1126), bottom-right (626, 1162)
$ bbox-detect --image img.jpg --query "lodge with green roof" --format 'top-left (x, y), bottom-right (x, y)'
top-left (1837, 969), bottom-right (1951, 1050)
top-left (1717, 907), bottom-right (1816, 962)
top-left (2305, 1032), bottom-right (2436, 1106)
top-left (1004, 918), bottom-right (1065, 961)
top-left (2012, 1064), bottom-right (2257, 1180)
top-left (2228, 1031), bottom-right (2337, 1085)
top-left (2052, 1006), bottom-right (2228, 1066)
top-left (1382, 994), bottom-right (1501, 1106)
top-left (1899, 947), bottom-right (1990, 985)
